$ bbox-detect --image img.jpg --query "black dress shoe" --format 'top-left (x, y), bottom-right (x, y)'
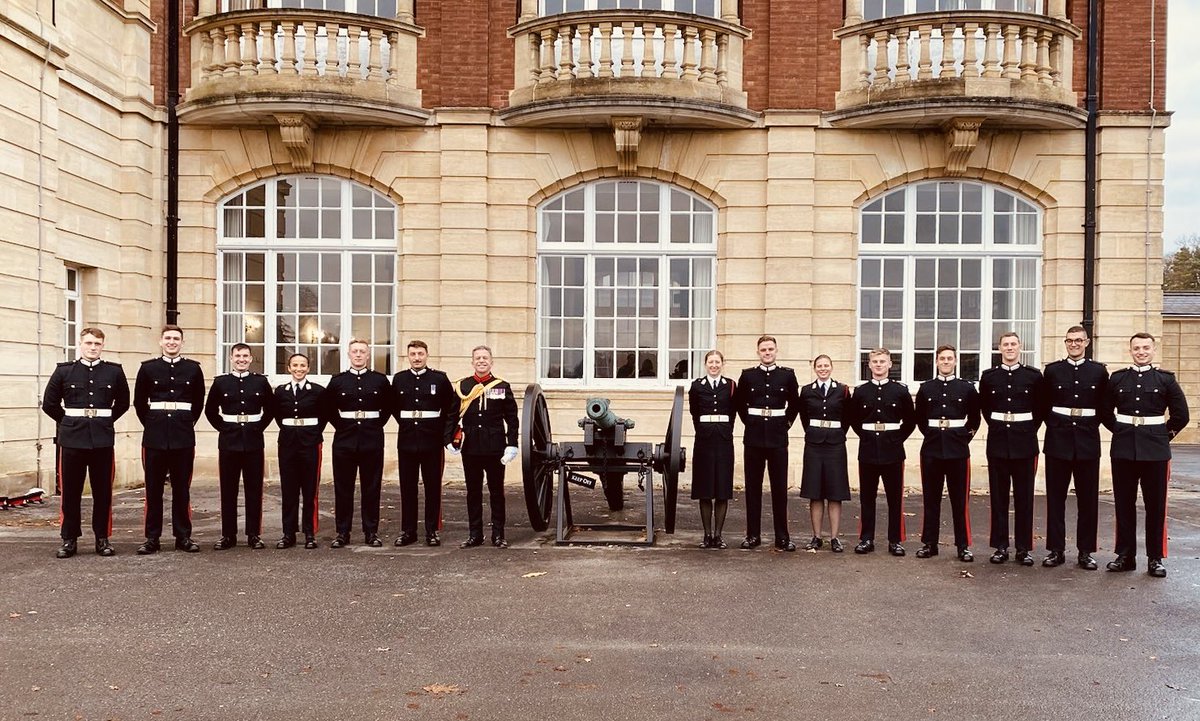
top-left (804, 536), bottom-right (823, 551)
top-left (1016, 551), bottom-right (1034, 566)
top-left (395, 532), bottom-right (418, 547)
top-left (854, 539), bottom-right (875, 554)
top-left (1106, 555), bottom-right (1136, 572)
top-left (957, 547), bottom-right (974, 562)
top-left (830, 537), bottom-right (844, 553)
top-left (95, 538), bottom-right (115, 557)
top-left (331, 535), bottom-right (349, 549)
top-left (698, 534), bottom-right (713, 549)
top-left (775, 538), bottom-right (796, 552)
top-left (213, 536), bottom-right (236, 551)
top-left (712, 535), bottom-right (727, 550)
top-left (276, 535), bottom-right (296, 549)
top-left (303, 535), bottom-right (318, 549)
top-left (55, 539), bottom-right (77, 559)
top-left (1042, 551), bottom-right (1066, 567)
top-left (426, 532), bottom-right (441, 547)
top-left (136, 538), bottom-right (160, 555)
top-left (989, 548), bottom-right (1010, 564)
top-left (364, 534), bottom-right (383, 548)
top-left (492, 536), bottom-right (508, 549)
top-left (460, 536), bottom-right (484, 548)
top-left (1077, 553), bottom-right (1097, 570)
top-left (888, 543), bottom-right (906, 557)
top-left (739, 536), bottom-right (761, 550)
top-left (175, 537), bottom-right (200, 553)
top-left (1147, 558), bottom-right (1167, 578)
top-left (915, 543), bottom-right (938, 559)
top-left (248, 536), bottom-right (266, 550)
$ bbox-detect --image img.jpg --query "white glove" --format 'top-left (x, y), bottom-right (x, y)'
top-left (501, 446), bottom-right (519, 465)
top-left (445, 443), bottom-right (461, 457)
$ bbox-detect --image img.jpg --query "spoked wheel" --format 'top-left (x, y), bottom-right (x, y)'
top-left (656, 386), bottom-right (686, 534)
top-left (521, 384), bottom-right (556, 532)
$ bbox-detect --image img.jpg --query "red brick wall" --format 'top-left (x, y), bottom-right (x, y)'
top-left (417, 0), bottom-right (516, 108)
top-left (1099, 0), bottom-right (1168, 111)
top-left (150, 0), bottom-right (197, 107)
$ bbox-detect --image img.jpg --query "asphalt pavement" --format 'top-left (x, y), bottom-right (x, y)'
top-left (3, 449), bottom-right (1200, 721)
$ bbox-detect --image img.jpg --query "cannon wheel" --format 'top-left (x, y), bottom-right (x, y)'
top-left (520, 384), bottom-right (555, 532)
top-left (661, 385), bottom-right (686, 534)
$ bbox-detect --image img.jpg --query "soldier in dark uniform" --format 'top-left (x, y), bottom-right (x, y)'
top-left (41, 327), bottom-right (130, 558)
top-left (1040, 326), bottom-right (1108, 569)
top-left (733, 335), bottom-right (800, 551)
top-left (1101, 332), bottom-right (1189, 578)
top-left (913, 345), bottom-right (980, 562)
top-left (979, 331), bottom-right (1044, 566)
top-left (449, 345), bottom-right (519, 548)
top-left (204, 343), bottom-right (275, 550)
top-left (391, 340), bottom-right (457, 547)
top-left (849, 348), bottom-right (916, 556)
top-left (273, 353), bottom-right (325, 549)
top-left (133, 324), bottom-right (205, 554)
top-left (320, 339), bottom-right (393, 548)
top-left (688, 350), bottom-right (736, 549)
top-left (798, 355), bottom-right (851, 553)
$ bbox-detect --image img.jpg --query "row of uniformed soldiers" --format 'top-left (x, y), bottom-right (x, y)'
top-left (42, 326), bottom-right (518, 558)
top-left (687, 329), bottom-right (1188, 578)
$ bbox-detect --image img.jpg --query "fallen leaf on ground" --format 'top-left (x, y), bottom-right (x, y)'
top-left (521, 572), bottom-right (548, 578)
top-left (423, 683), bottom-right (463, 695)
top-left (376, 647), bottom-right (391, 652)
top-left (959, 570), bottom-right (974, 578)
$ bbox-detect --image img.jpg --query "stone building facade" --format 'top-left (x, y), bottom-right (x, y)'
top-left (1, 0), bottom-right (1176, 494)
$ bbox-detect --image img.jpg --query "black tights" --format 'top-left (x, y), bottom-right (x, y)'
top-left (699, 499), bottom-right (729, 537)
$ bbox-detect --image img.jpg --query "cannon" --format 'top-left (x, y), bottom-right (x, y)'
top-left (520, 384), bottom-right (686, 545)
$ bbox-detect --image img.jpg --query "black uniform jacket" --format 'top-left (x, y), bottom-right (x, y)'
top-left (688, 375), bottom-right (736, 443)
top-left (798, 380), bottom-right (850, 446)
top-left (321, 369), bottom-right (393, 452)
top-left (733, 365), bottom-right (800, 448)
top-left (274, 379), bottom-right (326, 447)
top-left (392, 367), bottom-right (458, 452)
top-left (456, 375), bottom-right (519, 456)
top-left (914, 376), bottom-right (980, 460)
top-left (1102, 365), bottom-right (1190, 462)
top-left (204, 372), bottom-right (276, 452)
top-left (42, 359), bottom-right (130, 449)
top-left (979, 363), bottom-right (1044, 459)
top-left (1041, 358), bottom-right (1108, 461)
top-left (850, 379), bottom-right (916, 463)
top-left (134, 356), bottom-right (205, 450)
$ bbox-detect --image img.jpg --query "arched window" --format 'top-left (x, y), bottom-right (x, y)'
top-left (223, 1), bottom-right (398, 16)
top-left (538, 180), bottom-right (717, 385)
top-left (857, 180), bottom-right (1041, 384)
top-left (218, 176), bottom-right (397, 377)
top-left (864, 0), bottom-right (1041, 21)
top-left (542, 0), bottom-right (719, 17)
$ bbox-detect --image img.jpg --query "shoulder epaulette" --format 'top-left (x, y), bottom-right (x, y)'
top-left (56, 360), bottom-right (73, 368)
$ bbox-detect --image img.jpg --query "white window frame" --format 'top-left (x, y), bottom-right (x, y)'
top-left (540, 0), bottom-right (720, 17)
top-left (63, 267), bottom-right (82, 361)
top-left (863, 0), bottom-right (1043, 21)
top-left (222, 0), bottom-right (399, 16)
top-left (857, 180), bottom-right (1042, 386)
top-left (537, 180), bottom-right (717, 388)
top-left (217, 176), bottom-right (397, 383)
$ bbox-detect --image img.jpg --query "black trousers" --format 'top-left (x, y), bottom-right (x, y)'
top-left (462, 453), bottom-right (506, 539)
top-left (858, 460), bottom-right (906, 543)
top-left (217, 449), bottom-right (265, 538)
top-left (331, 446), bottom-right (383, 537)
top-left (142, 447), bottom-right (194, 540)
top-left (58, 446), bottom-right (114, 540)
top-left (743, 445), bottom-right (790, 541)
top-left (398, 447), bottom-right (443, 537)
top-left (986, 455), bottom-right (1036, 552)
top-left (1044, 456), bottom-right (1100, 554)
top-left (919, 456), bottom-right (971, 549)
top-left (1111, 458), bottom-right (1169, 559)
top-left (279, 443), bottom-right (321, 537)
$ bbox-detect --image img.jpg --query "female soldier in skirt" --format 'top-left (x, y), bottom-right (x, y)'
top-left (688, 350), bottom-right (736, 548)
top-left (799, 355), bottom-right (852, 552)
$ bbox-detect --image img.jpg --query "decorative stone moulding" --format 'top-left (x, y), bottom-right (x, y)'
top-left (275, 114), bottom-right (314, 171)
top-left (943, 117), bottom-right (984, 176)
top-left (612, 116), bottom-right (643, 176)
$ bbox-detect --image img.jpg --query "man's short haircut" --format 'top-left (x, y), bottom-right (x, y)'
top-left (161, 324), bottom-right (183, 338)
top-left (80, 327), bottom-right (105, 341)
top-left (472, 344), bottom-right (493, 357)
top-left (230, 342), bottom-right (252, 354)
top-left (869, 348), bottom-right (891, 359)
top-left (935, 344), bottom-right (957, 356)
top-left (407, 339), bottom-right (428, 351)
top-left (1130, 332), bottom-right (1156, 344)
top-left (1066, 325), bottom-right (1087, 337)
top-left (997, 331), bottom-right (1020, 344)
top-left (756, 335), bottom-right (777, 348)
top-left (348, 338), bottom-right (370, 349)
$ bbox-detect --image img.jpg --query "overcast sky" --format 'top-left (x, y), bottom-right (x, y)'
top-left (1164, 3), bottom-right (1199, 250)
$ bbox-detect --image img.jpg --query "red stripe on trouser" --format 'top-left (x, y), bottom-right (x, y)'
top-left (917, 457), bottom-right (925, 541)
top-left (963, 463), bottom-right (972, 546)
top-left (899, 474), bottom-right (906, 542)
top-left (260, 456), bottom-right (266, 535)
top-left (439, 448), bottom-right (445, 531)
top-left (108, 455), bottom-right (116, 537)
top-left (312, 444), bottom-right (322, 534)
top-left (1163, 460), bottom-right (1171, 558)
top-left (141, 447), bottom-right (148, 528)
top-left (57, 447), bottom-right (64, 530)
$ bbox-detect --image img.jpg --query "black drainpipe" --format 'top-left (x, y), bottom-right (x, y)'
top-left (1081, 0), bottom-right (1098, 355)
top-left (165, 0), bottom-right (181, 325)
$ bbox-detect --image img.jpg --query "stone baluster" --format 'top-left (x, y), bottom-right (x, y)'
top-left (699, 28), bottom-right (717, 83)
top-left (640, 23), bottom-right (656, 78)
top-left (280, 21), bottom-right (298, 76)
top-left (578, 25), bottom-right (594, 79)
top-left (295, 22), bottom-right (312, 76)
top-left (597, 23), bottom-right (614, 78)
top-left (961, 23), bottom-right (979, 78)
top-left (873, 30), bottom-right (890, 84)
top-left (239, 22), bottom-right (256, 75)
top-left (716, 32), bottom-right (729, 87)
top-left (916, 25), bottom-right (933, 81)
top-left (1049, 33), bottom-right (1062, 87)
top-left (895, 27), bottom-right (910, 82)
top-left (558, 25), bottom-right (575, 80)
top-left (1035, 29), bottom-right (1052, 85)
top-left (260, 21), bottom-right (277, 75)
top-left (982, 23), bottom-right (1000, 78)
top-left (368, 28), bottom-right (384, 80)
top-left (1019, 25), bottom-right (1037, 80)
top-left (387, 30), bottom-right (400, 84)
top-left (619, 22), bottom-right (636, 78)
top-left (661, 24), bottom-right (679, 80)
top-left (526, 33), bottom-right (541, 84)
top-left (1001, 24), bottom-right (1020, 79)
top-left (857, 33), bottom-right (870, 88)
top-left (940, 24), bottom-right (957, 79)
top-left (199, 28), bottom-right (215, 79)
top-left (681, 26), bottom-right (699, 81)
top-left (346, 25), bottom-right (363, 79)
top-left (325, 22), bottom-right (338, 77)
top-left (222, 25), bottom-right (240, 76)
top-left (539, 29), bottom-right (556, 83)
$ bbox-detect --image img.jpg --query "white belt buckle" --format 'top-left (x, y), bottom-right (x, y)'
top-left (237, 413), bottom-right (248, 423)
top-left (1131, 416), bottom-right (1144, 427)
top-left (762, 408), bottom-right (773, 418)
top-left (84, 409), bottom-right (98, 418)
top-left (1003, 412), bottom-right (1015, 423)
top-left (1070, 408), bottom-right (1083, 417)
top-left (354, 410), bottom-right (367, 420)
top-left (938, 418), bottom-right (950, 429)
top-left (873, 422), bottom-right (887, 432)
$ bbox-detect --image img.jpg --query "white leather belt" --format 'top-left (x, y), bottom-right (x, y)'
top-left (339, 410), bottom-right (380, 419)
top-left (746, 407), bottom-right (785, 417)
top-left (148, 401), bottom-right (191, 411)
top-left (699, 414), bottom-right (730, 423)
top-left (397, 410), bottom-right (441, 419)
top-left (1052, 406), bottom-right (1096, 417)
top-left (927, 418), bottom-right (967, 429)
top-left (866, 422), bottom-right (902, 432)
top-left (990, 412), bottom-right (1033, 422)
top-left (63, 408), bottom-right (113, 418)
top-left (220, 412), bottom-right (263, 423)
top-left (281, 417), bottom-right (319, 426)
top-left (1115, 413), bottom-right (1166, 426)
top-left (808, 419), bottom-right (841, 429)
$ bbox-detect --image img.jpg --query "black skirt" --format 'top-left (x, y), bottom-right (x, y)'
top-left (799, 442), bottom-right (851, 501)
top-left (690, 437), bottom-right (735, 500)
